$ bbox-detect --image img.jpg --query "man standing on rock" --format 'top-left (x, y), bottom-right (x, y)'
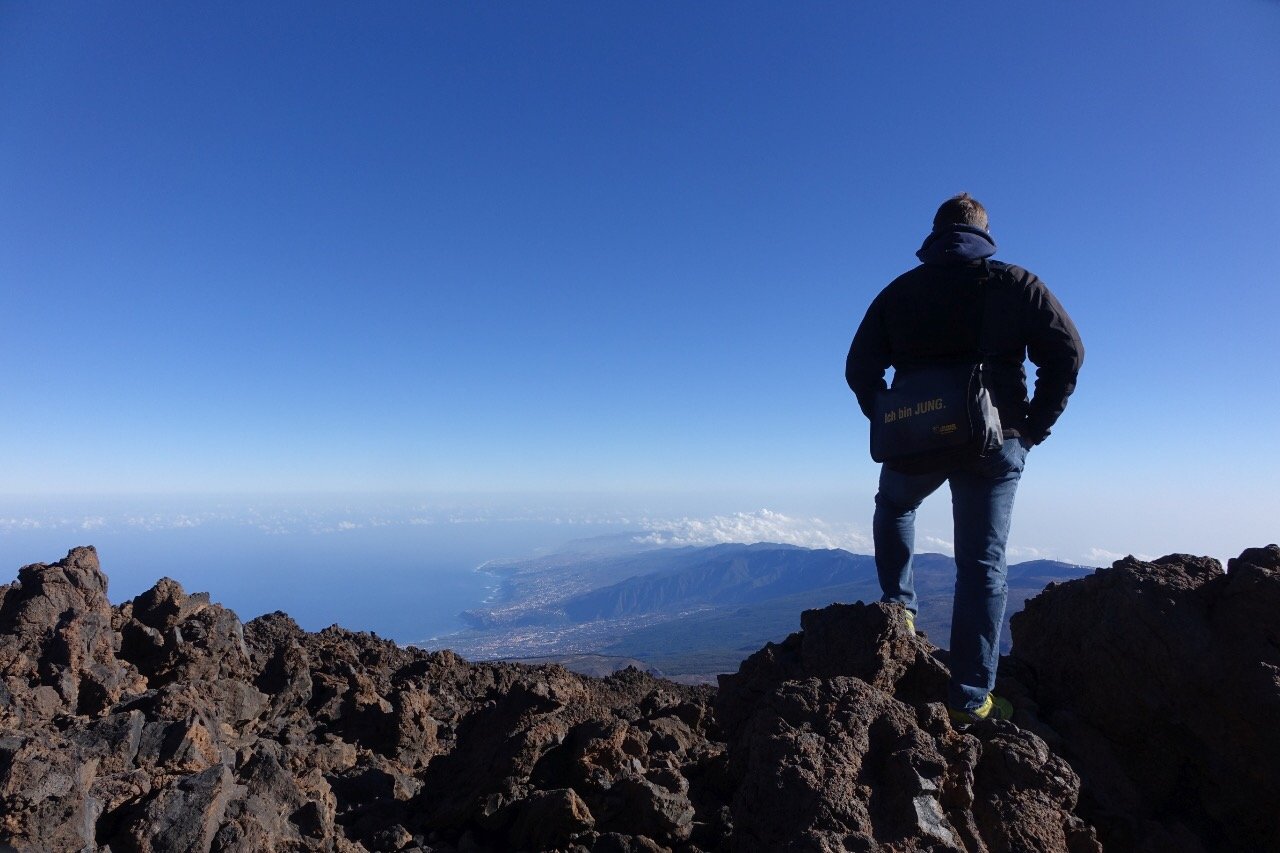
top-left (845, 193), bottom-right (1084, 723)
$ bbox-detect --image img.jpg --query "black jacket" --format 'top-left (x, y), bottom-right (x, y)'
top-left (845, 226), bottom-right (1084, 444)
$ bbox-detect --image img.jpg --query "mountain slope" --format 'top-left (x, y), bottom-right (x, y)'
top-left (445, 543), bottom-right (1094, 673)
top-left (561, 544), bottom-right (871, 620)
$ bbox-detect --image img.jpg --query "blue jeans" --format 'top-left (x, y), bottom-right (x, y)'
top-left (872, 437), bottom-right (1029, 712)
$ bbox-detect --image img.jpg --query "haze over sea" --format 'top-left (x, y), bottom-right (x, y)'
top-left (0, 497), bottom-right (602, 643)
top-left (4, 488), bottom-right (1267, 651)
top-left (0, 496), bottom-right (892, 646)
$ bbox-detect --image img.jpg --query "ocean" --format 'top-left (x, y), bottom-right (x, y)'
top-left (0, 504), bottom-right (634, 645)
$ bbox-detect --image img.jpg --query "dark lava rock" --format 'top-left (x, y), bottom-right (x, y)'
top-left (0, 546), bottom-right (144, 723)
top-left (1010, 546), bottom-right (1280, 852)
top-left (2, 544), bottom-right (1276, 852)
top-left (0, 548), bottom-right (722, 853)
top-left (717, 601), bottom-right (1097, 852)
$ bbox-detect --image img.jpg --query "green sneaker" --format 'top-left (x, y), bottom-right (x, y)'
top-left (948, 693), bottom-right (1013, 725)
top-left (903, 609), bottom-right (916, 635)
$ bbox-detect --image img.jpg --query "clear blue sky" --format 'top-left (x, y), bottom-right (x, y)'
top-left (2, 1), bottom-right (1277, 564)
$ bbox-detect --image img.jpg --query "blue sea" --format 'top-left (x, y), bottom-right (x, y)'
top-left (0, 498), bottom-right (636, 646)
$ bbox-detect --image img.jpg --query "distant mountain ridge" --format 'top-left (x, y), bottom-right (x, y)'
top-left (444, 542), bottom-right (1094, 675)
top-left (561, 543), bottom-right (859, 620)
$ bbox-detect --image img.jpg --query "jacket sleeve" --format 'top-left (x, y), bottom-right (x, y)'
top-left (1023, 279), bottom-right (1084, 443)
top-left (845, 295), bottom-right (892, 420)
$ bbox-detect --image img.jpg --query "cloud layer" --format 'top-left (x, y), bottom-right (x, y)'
top-left (2, 498), bottom-right (1115, 565)
top-left (631, 509), bottom-right (872, 552)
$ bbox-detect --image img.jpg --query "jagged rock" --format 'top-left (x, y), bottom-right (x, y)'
top-left (509, 787), bottom-right (596, 850)
top-left (117, 763), bottom-right (236, 853)
top-left (715, 601), bottom-right (948, 741)
top-left (122, 580), bottom-right (253, 691)
top-left (0, 733), bottom-right (99, 852)
top-left (66, 709), bottom-right (146, 773)
top-left (1, 545), bottom-right (1276, 852)
top-left (718, 603), bottom-right (1097, 852)
top-left (0, 546), bottom-right (141, 722)
top-left (131, 577), bottom-right (212, 633)
top-left (1011, 546), bottom-right (1280, 852)
top-left (212, 744), bottom-right (336, 852)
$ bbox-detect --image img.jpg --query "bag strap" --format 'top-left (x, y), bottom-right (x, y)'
top-left (975, 260), bottom-right (994, 362)
top-left (975, 260), bottom-right (1010, 380)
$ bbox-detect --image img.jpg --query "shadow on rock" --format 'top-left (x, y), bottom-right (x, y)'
top-left (717, 600), bottom-right (1098, 852)
top-left (1010, 545), bottom-right (1280, 852)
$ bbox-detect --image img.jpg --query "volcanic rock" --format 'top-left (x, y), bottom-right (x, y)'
top-left (0, 544), bottom-right (1276, 851)
top-left (0, 548), bottom-right (723, 852)
top-left (716, 602), bottom-right (1097, 852)
top-left (1010, 546), bottom-right (1280, 852)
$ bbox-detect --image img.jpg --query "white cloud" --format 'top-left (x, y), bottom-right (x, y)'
top-left (632, 509), bottom-right (872, 552)
top-left (1083, 547), bottom-right (1150, 566)
top-left (0, 517), bottom-right (47, 532)
top-left (256, 523), bottom-right (291, 535)
top-left (918, 535), bottom-right (954, 556)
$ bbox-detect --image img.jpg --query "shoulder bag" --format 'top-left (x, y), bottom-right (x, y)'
top-left (868, 269), bottom-right (1004, 474)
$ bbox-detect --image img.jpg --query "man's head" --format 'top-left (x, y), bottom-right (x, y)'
top-left (932, 193), bottom-right (988, 232)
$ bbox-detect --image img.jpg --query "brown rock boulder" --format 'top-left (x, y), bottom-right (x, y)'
top-left (0, 546), bottom-right (139, 721)
top-left (509, 787), bottom-right (596, 850)
top-left (718, 601), bottom-right (1099, 853)
top-left (1011, 546), bottom-right (1280, 851)
top-left (116, 763), bottom-right (236, 853)
top-left (0, 732), bottom-right (100, 852)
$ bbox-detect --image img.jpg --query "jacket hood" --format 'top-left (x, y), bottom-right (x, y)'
top-left (916, 224), bottom-right (997, 265)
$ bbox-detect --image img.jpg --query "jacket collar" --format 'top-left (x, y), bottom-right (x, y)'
top-left (916, 224), bottom-right (997, 265)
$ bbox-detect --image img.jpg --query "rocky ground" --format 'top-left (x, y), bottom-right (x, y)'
top-left (1, 544), bottom-right (1276, 852)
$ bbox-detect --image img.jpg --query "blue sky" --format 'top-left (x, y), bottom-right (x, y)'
top-left (2, 1), bottom-right (1278, 565)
